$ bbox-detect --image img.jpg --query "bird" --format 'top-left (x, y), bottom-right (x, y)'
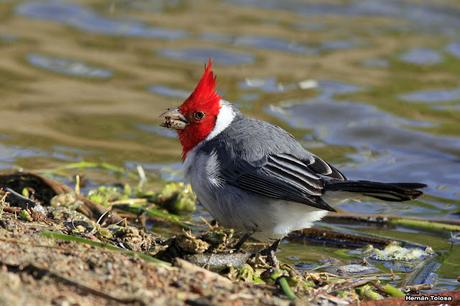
top-left (160, 59), bottom-right (426, 256)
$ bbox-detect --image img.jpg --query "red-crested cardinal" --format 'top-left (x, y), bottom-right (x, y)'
top-left (160, 60), bottom-right (426, 246)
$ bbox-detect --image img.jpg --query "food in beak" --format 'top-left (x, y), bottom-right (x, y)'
top-left (160, 108), bottom-right (189, 130)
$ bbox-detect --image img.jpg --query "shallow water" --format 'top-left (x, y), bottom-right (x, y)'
top-left (1, 0), bottom-right (459, 291)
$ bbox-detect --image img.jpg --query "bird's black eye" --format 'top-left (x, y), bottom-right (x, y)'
top-left (193, 111), bottom-right (205, 121)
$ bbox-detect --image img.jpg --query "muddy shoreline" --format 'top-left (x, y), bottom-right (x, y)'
top-left (0, 172), bottom-right (458, 305)
top-left (0, 216), bottom-right (290, 306)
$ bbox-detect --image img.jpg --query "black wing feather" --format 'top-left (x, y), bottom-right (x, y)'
top-left (309, 155), bottom-right (346, 180)
top-left (222, 153), bottom-right (340, 212)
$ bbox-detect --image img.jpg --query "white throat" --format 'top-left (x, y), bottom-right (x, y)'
top-left (205, 100), bottom-right (235, 141)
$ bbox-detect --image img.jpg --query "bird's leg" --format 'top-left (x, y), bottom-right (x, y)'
top-left (234, 231), bottom-right (253, 251)
top-left (260, 239), bottom-right (281, 269)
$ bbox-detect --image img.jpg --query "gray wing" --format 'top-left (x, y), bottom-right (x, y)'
top-left (221, 152), bottom-right (346, 212)
top-left (200, 112), bottom-right (346, 211)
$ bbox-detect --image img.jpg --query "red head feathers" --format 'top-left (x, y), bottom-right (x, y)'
top-left (180, 59), bottom-right (220, 113)
top-left (177, 59), bottom-right (222, 159)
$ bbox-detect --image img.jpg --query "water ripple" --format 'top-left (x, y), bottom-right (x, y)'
top-left (148, 85), bottom-right (189, 99)
top-left (202, 32), bottom-right (317, 55)
top-left (321, 39), bottom-right (361, 51)
top-left (446, 42), bottom-right (460, 59)
top-left (158, 47), bottom-right (255, 65)
top-left (136, 124), bottom-right (177, 139)
top-left (240, 78), bottom-right (286, 93)
top-left (399, 48), bottom-right (443, 66)
top-left (226, 0), bottom-right (460, 33)
top-left (16, 1), bottom-right (186, 40)
top-left (27, 53), bottom-right (112, 79)
top-left (399, 87), bottom-right (460, 103)
top-left (362, 58), bottom-right (389, 68)
top-left (234, 36), bottom-right (317, 54)
top-left (317, 80), bottom-right (362, 98)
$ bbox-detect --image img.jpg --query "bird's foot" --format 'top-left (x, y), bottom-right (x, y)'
top-left (264, 249), bottom-right (280, 269)
top-left (259, 239), bottom-right (281, 269)
top-left (233, 230), bottom-right (255, 251)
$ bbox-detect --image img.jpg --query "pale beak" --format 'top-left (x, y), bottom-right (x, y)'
top-left (159, 108), bottom-right (189, 130)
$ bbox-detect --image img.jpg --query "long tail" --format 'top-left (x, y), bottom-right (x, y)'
top-left (324, 180), bottom-right (427, 202)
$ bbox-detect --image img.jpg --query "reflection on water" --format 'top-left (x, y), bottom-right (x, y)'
top-left (320, 39), bottom-right (361, 51)
top-left (148, 85), bottom-right (189, 99)
top-left (362, 58), bottom-right (389, 68)
top-left (136, 123), bottom-right (177, 139)
top-left (27, 53), bottom-right (112, 79)
top-left (0, 144), bottom-right (44, 165)
top-left (158, 48), bottom-right (255, 65)
top-left (446, 42), bottom-right (460, 59)
top-left (400, 87), bottom-right (460, 104)
top-left (240, 78), bottom-right (286, 93)
top-left (227, 0), bottom-right (460, 32)
top-left (315, 80), bottom-right (362, 98)
top-left (399, 48), bottom-right (443, 66)
top-left (234, 35), bottom-right (317, 54)
top-left (16, 1), bottom-right (186, 39)
top-left (1, 0), bottom-right (460, 290)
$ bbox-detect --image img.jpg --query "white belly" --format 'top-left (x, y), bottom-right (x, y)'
top-left (184, 149), bottom-right (329, 241)
top-left (196, 183), bottom-right (329, 241)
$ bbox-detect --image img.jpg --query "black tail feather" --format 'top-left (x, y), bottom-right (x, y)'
top-left (325, 180), bottom-right (427, 202)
